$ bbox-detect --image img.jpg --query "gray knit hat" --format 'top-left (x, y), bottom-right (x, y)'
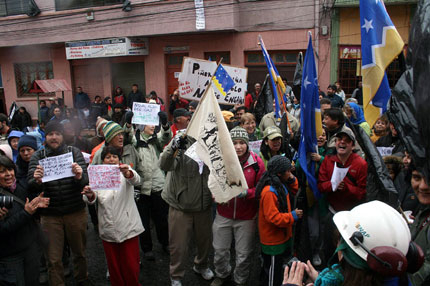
top-left (230, 126), bottom-right (249, 146)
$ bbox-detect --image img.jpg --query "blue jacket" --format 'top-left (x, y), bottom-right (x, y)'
top-left (74, 92), bottom-right (91, 109)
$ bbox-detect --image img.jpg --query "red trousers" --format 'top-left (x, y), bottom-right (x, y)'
top-left (102, 236), bottom-right (141, 286)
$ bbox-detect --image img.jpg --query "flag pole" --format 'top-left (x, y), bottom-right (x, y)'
top-left (173, 57), bottom-right (224, 157)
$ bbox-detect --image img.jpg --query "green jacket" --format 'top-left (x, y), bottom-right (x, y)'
top-left (159, 136), bottom-right (212, 212)
top-left (92, 144), bottom-right (144, 186)
top-left (125, 125), bottom-right (172, 195)
top-left (410, 206), bottom-right (430, 285)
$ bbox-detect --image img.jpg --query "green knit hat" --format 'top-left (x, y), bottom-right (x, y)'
top-left (103, 121), bottom-right (123, 144)
top-left (230, 126), bottom-right (249, 146)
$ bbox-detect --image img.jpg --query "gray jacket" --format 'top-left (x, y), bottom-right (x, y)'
top-left (159, 136), bottom-right (212, 212)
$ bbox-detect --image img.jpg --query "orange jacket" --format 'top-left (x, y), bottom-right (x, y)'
top-left (258, 178), bottom-right (299, 246)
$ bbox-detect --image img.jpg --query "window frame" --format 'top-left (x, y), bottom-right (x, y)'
top-left (55, 0), bottom-right (123, 12)
top-left (14, 61), bottom-right (54, 97)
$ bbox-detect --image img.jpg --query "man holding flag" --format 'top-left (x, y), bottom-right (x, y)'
top-left (360, 0), bottom-right (404, 127)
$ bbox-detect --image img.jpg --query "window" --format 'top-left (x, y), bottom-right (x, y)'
top-left (14, 62), bottom-right (54, 97)
top-left (55, 0), bottom-right (123, 11)
top-left (204, 52), bottom-right (231, 64)
top-left (338, 45), bottom-right (402, 95)
top-left (245, 51), bottom-right (303, 66)
top-left (0, 0), bottom-right (28, 17)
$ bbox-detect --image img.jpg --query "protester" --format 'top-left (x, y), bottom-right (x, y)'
top-left (171, 108), bottom-right (191, 137)
top-left (211, 127), bottom-right (265, 286)
top-left (127, 84), bottom-right (144, 109)
top-left (240, 112), bottom-right (262, 141)
top-left (149, 90), bottom-right (165, 111)
top-left (39, 100), bottom-right (50, 124)
top-left (103, 96), bottom-right (113, 118)
top-left (259, 126), bottom-right (283, 167)
top-left (283, 201), bottom-right (423, 286)
top-left (0, 113), bottom-right (12, 145)
top-left (259, 100), bottom-right (300, 136)
top-left (169, 89), bottom-right (189, 116)
top-left (90, 95), bottom-right (104, 128)
top-left (111, 104), bottom-right (125, 125)
top-left (0, 155), bottom-right (50, 285)
top-left (82, 146), bottom-right (144, 286)
top-left (335, 81), bottom-right (345, 102)
top-left (16, 135), bottom-right (38, 180)
top-left (244, 83), bottom-right (261, 112)
top-left (323, 108), bottom-right (352, 151)
top-left (113, 86), bottom-right (126, 108)
top-left (28, 121), bottom-right (91, 286)
top-left (325, 84), bottom-right (344, 108)
top-left (11, 106), bottom-right (32, 131)
top-left (375, 122), bottom-right (405, 155)
top-left (393, 151), bottom-right (419, 213)
top-left (124, 111), bottom-right (172, 260)
top-left (343, 102), bottom-right (371, 136)
top-left (49, 106), bottom-right (64, 124)
top-left (370, 115), bottom-right (389, 143)
top-left (290, 96), bottom-right (301, 120)
top-left (188, 101), bottom-right (198, 113)
top-left (234, 106), bottom-right (247, 121)
top-left (74, 87), bottom-right (91, 129)
top-left (160, 133), bottom-right (214, 286)
top-left (47, 97), bottom-right (59, 119)
top-left (351, 81), bottom-right (363, 106)
top-left (7, 130), bottom-right (24, 163)
top-left (255, 155), bottom-right (302, 286)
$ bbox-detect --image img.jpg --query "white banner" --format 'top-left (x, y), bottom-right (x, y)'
top-left (132, 102), bottom-right (160, 125)
top-left (187, 86), bottom-right (248, 203)
top-left (178, 57), bottom-right (247, 105)
top-left (88, 165), bottom-right (121, 191)
top-left (194, 0), bottom-right (205, 30)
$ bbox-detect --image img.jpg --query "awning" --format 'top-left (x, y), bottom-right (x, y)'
top-left (33, 79), bottom-right (72, 93)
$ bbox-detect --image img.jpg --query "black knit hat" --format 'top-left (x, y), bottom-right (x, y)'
top-left (267, 155), bottom-right (292, 175)
top-left (45, 121), bottom-right (64, 135)
top-left (18, 135), bottom-right (38, 151)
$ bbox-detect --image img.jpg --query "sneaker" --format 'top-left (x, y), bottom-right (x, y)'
top-left (144, 251), bottom-right (155, 261)
top-left (106, 269), bottom-right (110, 280)
top-left (193, 266), bottom-right (214, 280)
top-left (171, 279), bottom-right (182, 286)
top-left (211, 277), bottom-right (226, 286)
top-left (312, 253), bottom-right (322, 266)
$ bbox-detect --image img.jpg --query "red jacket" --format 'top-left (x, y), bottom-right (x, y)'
top-left (258, 178), bottom-right (299, 246)
top-left (317, 153), bottom-right (367, 212)
top-left (217, 152), bottom-right (266, 220)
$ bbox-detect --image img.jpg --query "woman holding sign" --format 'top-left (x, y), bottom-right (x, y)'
top-left (82, 146), bottom-right (144, 286)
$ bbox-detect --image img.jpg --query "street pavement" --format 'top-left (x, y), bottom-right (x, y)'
top-left (64, 211), bottom-right (263, 286)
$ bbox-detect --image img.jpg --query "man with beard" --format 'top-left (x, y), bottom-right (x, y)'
top-left (27, 121), bottom-right (91, 286)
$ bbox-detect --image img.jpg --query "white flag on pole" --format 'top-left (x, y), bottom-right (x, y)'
top-left (187, 85), bottom-right (248, 203)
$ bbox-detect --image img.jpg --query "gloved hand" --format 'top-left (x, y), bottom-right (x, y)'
top-left (158, 111), bottom-right (168, 126)
top-left (171, 135), bottom-right (188, 151)
top-left (125, 111), bottom-right (134, 124)
top-left (237, 190), bottom-right (248, 198)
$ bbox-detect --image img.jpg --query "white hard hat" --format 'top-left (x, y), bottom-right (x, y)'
top-left (333, 200), bottom-right (411, 261)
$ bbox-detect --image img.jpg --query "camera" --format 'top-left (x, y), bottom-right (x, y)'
top-left (284, 257), bottom-right (308, 283)
top-left (0, 196), bottom-right (13, 209)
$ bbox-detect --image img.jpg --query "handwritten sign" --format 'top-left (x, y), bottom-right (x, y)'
top-left (377, 147), bottom-right (394, 157)
top-left (178, 57), bottom-right (248, 105)
top-left (331, 163), bottom-right (350, 192)
top-left (249, 140), bottom-right (262, 154)
top-left (39, 152), bottom-right (74, 183)
top-left (82, 152), bottom-right (91, 164)
top-left (185, 142), bottom-right (205, 174)
top-left (132, 102), bottom-right (160, 125)
top-left (88, 165), bottom-right (121, 191)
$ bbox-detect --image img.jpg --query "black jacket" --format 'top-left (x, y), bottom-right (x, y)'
top-left (28, 144), bottom-right (88, 216)
top-left (11, 111), bottom-right (32, 131)
top-left (0, 179), bottom-right (38, 258)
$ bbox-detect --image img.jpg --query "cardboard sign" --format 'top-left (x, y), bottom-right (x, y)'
top-left (39, 152), bottom-right (74, 183)
top-left (249, 140), bottom-right (262, 154)
top-left (88, 165), bottom-right (121, 191)
top-left (132, 102), bottom-right (160, 125)
top-left (178, 57), bottom-right (248, 105)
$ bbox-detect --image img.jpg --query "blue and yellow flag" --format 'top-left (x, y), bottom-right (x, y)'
top-left (360, 0), bottom-right (404, 127)
top-left (298, 34), bottom-right (323, 199)
top-left (212, 64), bottom-right (235, 97)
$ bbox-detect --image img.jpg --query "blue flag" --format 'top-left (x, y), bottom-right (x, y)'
top-left (298, 34), bottom-right (323, 199)
top-left (360, 0), bottom-right (403, 127)
top-left (212, 64), bottom-right (235, 97)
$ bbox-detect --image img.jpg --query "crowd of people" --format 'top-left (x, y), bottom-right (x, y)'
top-left (0, 80), bottom-right (428, 286)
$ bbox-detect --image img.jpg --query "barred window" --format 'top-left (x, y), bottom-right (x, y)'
top-left (204, 52), bottom-right (231, 64)
top-left (0, 0), bottom-right (27, 17)
top-left (55, 0), bottom-right (123, 11)
top-left (14, 62), bottom-right (54, 97)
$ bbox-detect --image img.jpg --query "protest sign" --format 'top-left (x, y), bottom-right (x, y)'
top-left (249, 140), bottom-right (262, 154)
top-left (82, 152), bottom-right (91, 164)
top-left (185, 142), bottom-right (205, 174)
top-left (39, 152), bottom-right (74, 183)
top-left (377, 147), bottom-right (394, 157)
top-left (178, 57), bottom-right (248, 105)
top-left (88, 165), bottom-right (121, 191)
top-left (132, 102), bottom-right (160, 125)
top-left (331, 163), bottom-right (350, 192)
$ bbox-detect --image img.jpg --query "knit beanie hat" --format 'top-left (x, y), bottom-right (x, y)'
top-left (45, 121), bottom-right (64, 135)
top-left (103, 121), bottom-right (123, 144)
top-left (18, 135), bottom-right (38, 151)
top-left (267, 155), bottom-right (292, 175)
top-left (96, 117), bottom-right (109, 137)
top-left (230, 126), bottom-right (249, 146)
